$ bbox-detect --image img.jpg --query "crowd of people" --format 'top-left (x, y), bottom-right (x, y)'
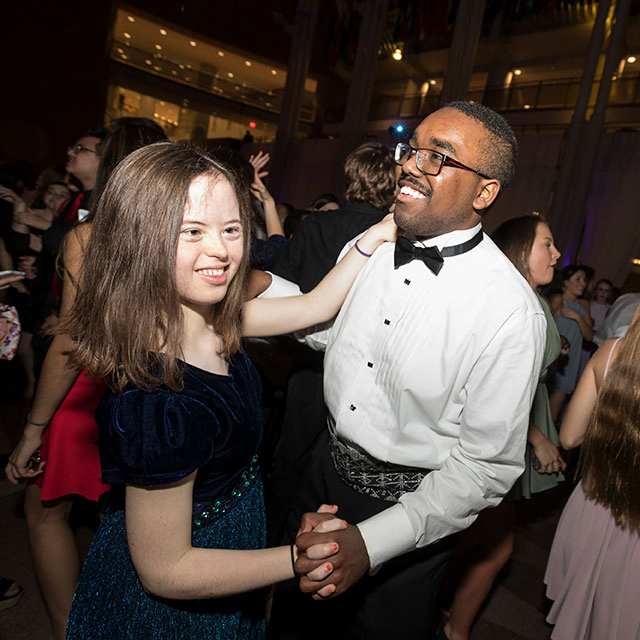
top-left (0, 101), bottom-right (637, 640)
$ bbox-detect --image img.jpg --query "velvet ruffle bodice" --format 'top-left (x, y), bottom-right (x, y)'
top-left (95, 351), bottom-right (262, 502)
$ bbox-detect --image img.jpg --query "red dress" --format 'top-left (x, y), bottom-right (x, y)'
top-left (35, 370), bottom-right (110, 501)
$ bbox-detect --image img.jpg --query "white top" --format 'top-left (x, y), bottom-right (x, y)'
top-left (594, 292), bottom-right (640, 345)
top-left (265, 223), bottom-right (546, 569)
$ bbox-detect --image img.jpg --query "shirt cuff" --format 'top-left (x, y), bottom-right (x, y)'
top-left (356, 503), bottom-right (416, 570)
top-left (258, 272), bottom-right (302, 299)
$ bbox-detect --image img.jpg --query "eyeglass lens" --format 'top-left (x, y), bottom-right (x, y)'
top-left (395, 144), bottom-right (443, 175)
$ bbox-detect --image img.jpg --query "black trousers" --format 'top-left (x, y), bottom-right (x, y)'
top-left (268, 430), bottom-right (456, 640)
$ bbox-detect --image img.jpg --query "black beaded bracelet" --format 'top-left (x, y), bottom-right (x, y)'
top-left (26, 412), bottom-right (50, 427)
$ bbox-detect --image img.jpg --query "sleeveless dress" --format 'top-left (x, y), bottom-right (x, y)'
top-left (512, 295), bottom-right (564, 499)
top-left (544, 339), bottom-right (640, 640)
top-left (66, 352), bottom-right (266, 639)
top-left (552, 297), bottom-right (587, 394)
top-left (35, 370), bottom-right (110, 501)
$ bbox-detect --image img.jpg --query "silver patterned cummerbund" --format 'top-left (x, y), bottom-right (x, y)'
top-left (327, 417), bottom-right (432, 502)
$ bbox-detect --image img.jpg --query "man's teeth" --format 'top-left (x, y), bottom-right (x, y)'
top-left (400, 185), bottom-right (426, 199)
top-left (199, 268), bottom-right (224, 276)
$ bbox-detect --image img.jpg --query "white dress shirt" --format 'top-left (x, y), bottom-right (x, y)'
top-left (265, 224), bottom-right (545, 569)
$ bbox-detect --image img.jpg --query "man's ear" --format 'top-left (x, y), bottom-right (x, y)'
top-left (473, 179), bottom-right (501, 212)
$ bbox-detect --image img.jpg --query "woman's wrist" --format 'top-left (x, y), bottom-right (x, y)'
top-left (26, 411), bottom-right (50, 428)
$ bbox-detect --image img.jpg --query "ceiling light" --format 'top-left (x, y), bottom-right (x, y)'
top-left (117, 47), bottom-right (124, 54)
top-left (266, 102), bottom-right (271, 107)
top-left (186, 64), bottom-right (191, 69)
top-left (392, 48), bottom-right (402, 61)
top-left (189, 40), bottom-right (197, 47)
top-left (154, 113), bottom-right (159, 118)
top-left (185, 76), bottom-right (191, 81)
top-left (145, 59), bottom-right (152, 65)
top-left (179, 64), bottom-right (185, 69)
top-left (513, 68), bottom-right (522, 75)
top-left (123, 32), bottom-right (131, 39)
top-left (160, 101), bottom-right (165, 106)
top-left (155, 44), bottom-right (162, 50)
top-left (121, 54), bottom-right (128, 60)
top-left (218, 51), bottom-right (224, 57)
top-left (171, 70), bottom-right (177, 75)
top-left (430, 79), bottom-right (436, 85)
top-left (632, 258), bottom-right (640, 265)
top-left (228, 72), bottom-right (234, 78)
top-left (245, 60), bottom-right (252, 67)
top-left (627, 55), bottom-right (637, 64)
top-left (127, 15), bottom-right (135, 22)
top-left (524, 104), bottom-right (531, 109)
top-left (160, 29), bottom-right (167, 36)
top-left (271, 69), bottom-right (277, 75)
top-left (153, 66), bottom-right (161, 71)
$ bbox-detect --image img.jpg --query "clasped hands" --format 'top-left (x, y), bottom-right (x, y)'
top-left (293, 506), bottom-right (371, 600)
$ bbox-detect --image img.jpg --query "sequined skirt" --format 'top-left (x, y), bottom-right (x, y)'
top-left (66, 471), bottom-right (266, 639)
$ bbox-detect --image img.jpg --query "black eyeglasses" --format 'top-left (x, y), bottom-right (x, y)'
top-left (394, 142), bottom-right (490, 180)
top-left (68, 144), bottom-right (99, 156)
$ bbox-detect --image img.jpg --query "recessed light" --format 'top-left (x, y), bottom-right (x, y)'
top-left (189, 40), bottom-right (197, 47)
top-left (145, 59), bottom-right (152, 65)
top-left (160, 101), bottom-right (165, 106)
top-left (121, 54), bottom-right (128, 60)
top-left (245, 60), bottom-right (252, 67)
top-left (185, 76), bottom-right (191, 81)
top-left (218, 51), bottom-right (224, 57)
top-left (270, 69), bottom-right (277, 75)
top-left (513, 68), bottom-right (522, 75)
top-left (392, 48), bottom-right (402, 61)
top-left (160, 29), bottom-right (167, 36)
top-left (179, 64), bottom-right (185, 70)
top-left (123, 32), bottom-right (131, 39)
top-left (154, 113), bottom-right (159, 118)
top-left (171, 70), bottom-right (177, 75)
top-left (524, 104), bottom-right (531, 109)
top-left (127, 16), bottom-right (135, 22)
top-left (155, 44), bottom-right (162, 50)
top-left (430, 79), bottom-right (436, 85)
top-left (153, 66), bottom-right (161, 71)
top-left (186, 64), bottom-right (191, 70)
top-left (228, 72), bottom-right (234, 78)
top-left (117, 47), bottom-right (124, 54)
top-left (627, 55), bottom-right (637, 64)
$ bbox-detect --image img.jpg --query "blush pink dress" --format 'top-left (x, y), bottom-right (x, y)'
top-left (544, 339), bottom-right (640, 640)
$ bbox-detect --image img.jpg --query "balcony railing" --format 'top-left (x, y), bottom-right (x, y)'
top-left (368, 74), bottom-right (640, 121)
top-left (110, 40), bottom-right (316, 123)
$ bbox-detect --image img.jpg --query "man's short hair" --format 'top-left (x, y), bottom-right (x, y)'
top-left (344, 142), bottom-right (395, 210)
top-left (444, 101), bottom-right (517, 188)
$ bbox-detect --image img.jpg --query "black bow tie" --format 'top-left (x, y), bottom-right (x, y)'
top-left (394, 230), bottom-right (483, 275)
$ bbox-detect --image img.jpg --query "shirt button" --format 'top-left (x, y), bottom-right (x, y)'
top-left (404, 279), bottom-right (411, 285)
top-left (384, 319), bottom-right (391, 325)
top-left (349, 404), bottom-right (356, 411)
top-left (367, 362), bottom-right (373, 368)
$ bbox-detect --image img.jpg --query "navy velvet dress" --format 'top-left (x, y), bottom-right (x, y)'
top-left (66, 352), bottom-right (266, 639)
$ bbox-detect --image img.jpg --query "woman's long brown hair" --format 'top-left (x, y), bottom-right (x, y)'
top-left (58, 142), bottom-right (252, 392)
top-left (580, 304), bottom-right (640, 533)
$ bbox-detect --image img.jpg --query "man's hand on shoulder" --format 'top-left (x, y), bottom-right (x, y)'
top-left (295, 512), bottom-right (370, 599)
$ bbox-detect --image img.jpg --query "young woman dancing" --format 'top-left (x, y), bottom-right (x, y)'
top-left (545, 305), bottom-right (640, 639)
top-left (57, 141), bottom-right (396, 638)
top-left (4, 118), bottom-right (167, 640)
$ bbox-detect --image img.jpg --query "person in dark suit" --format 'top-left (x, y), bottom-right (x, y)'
top-left (264, 142), bottom-right (396, 543)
